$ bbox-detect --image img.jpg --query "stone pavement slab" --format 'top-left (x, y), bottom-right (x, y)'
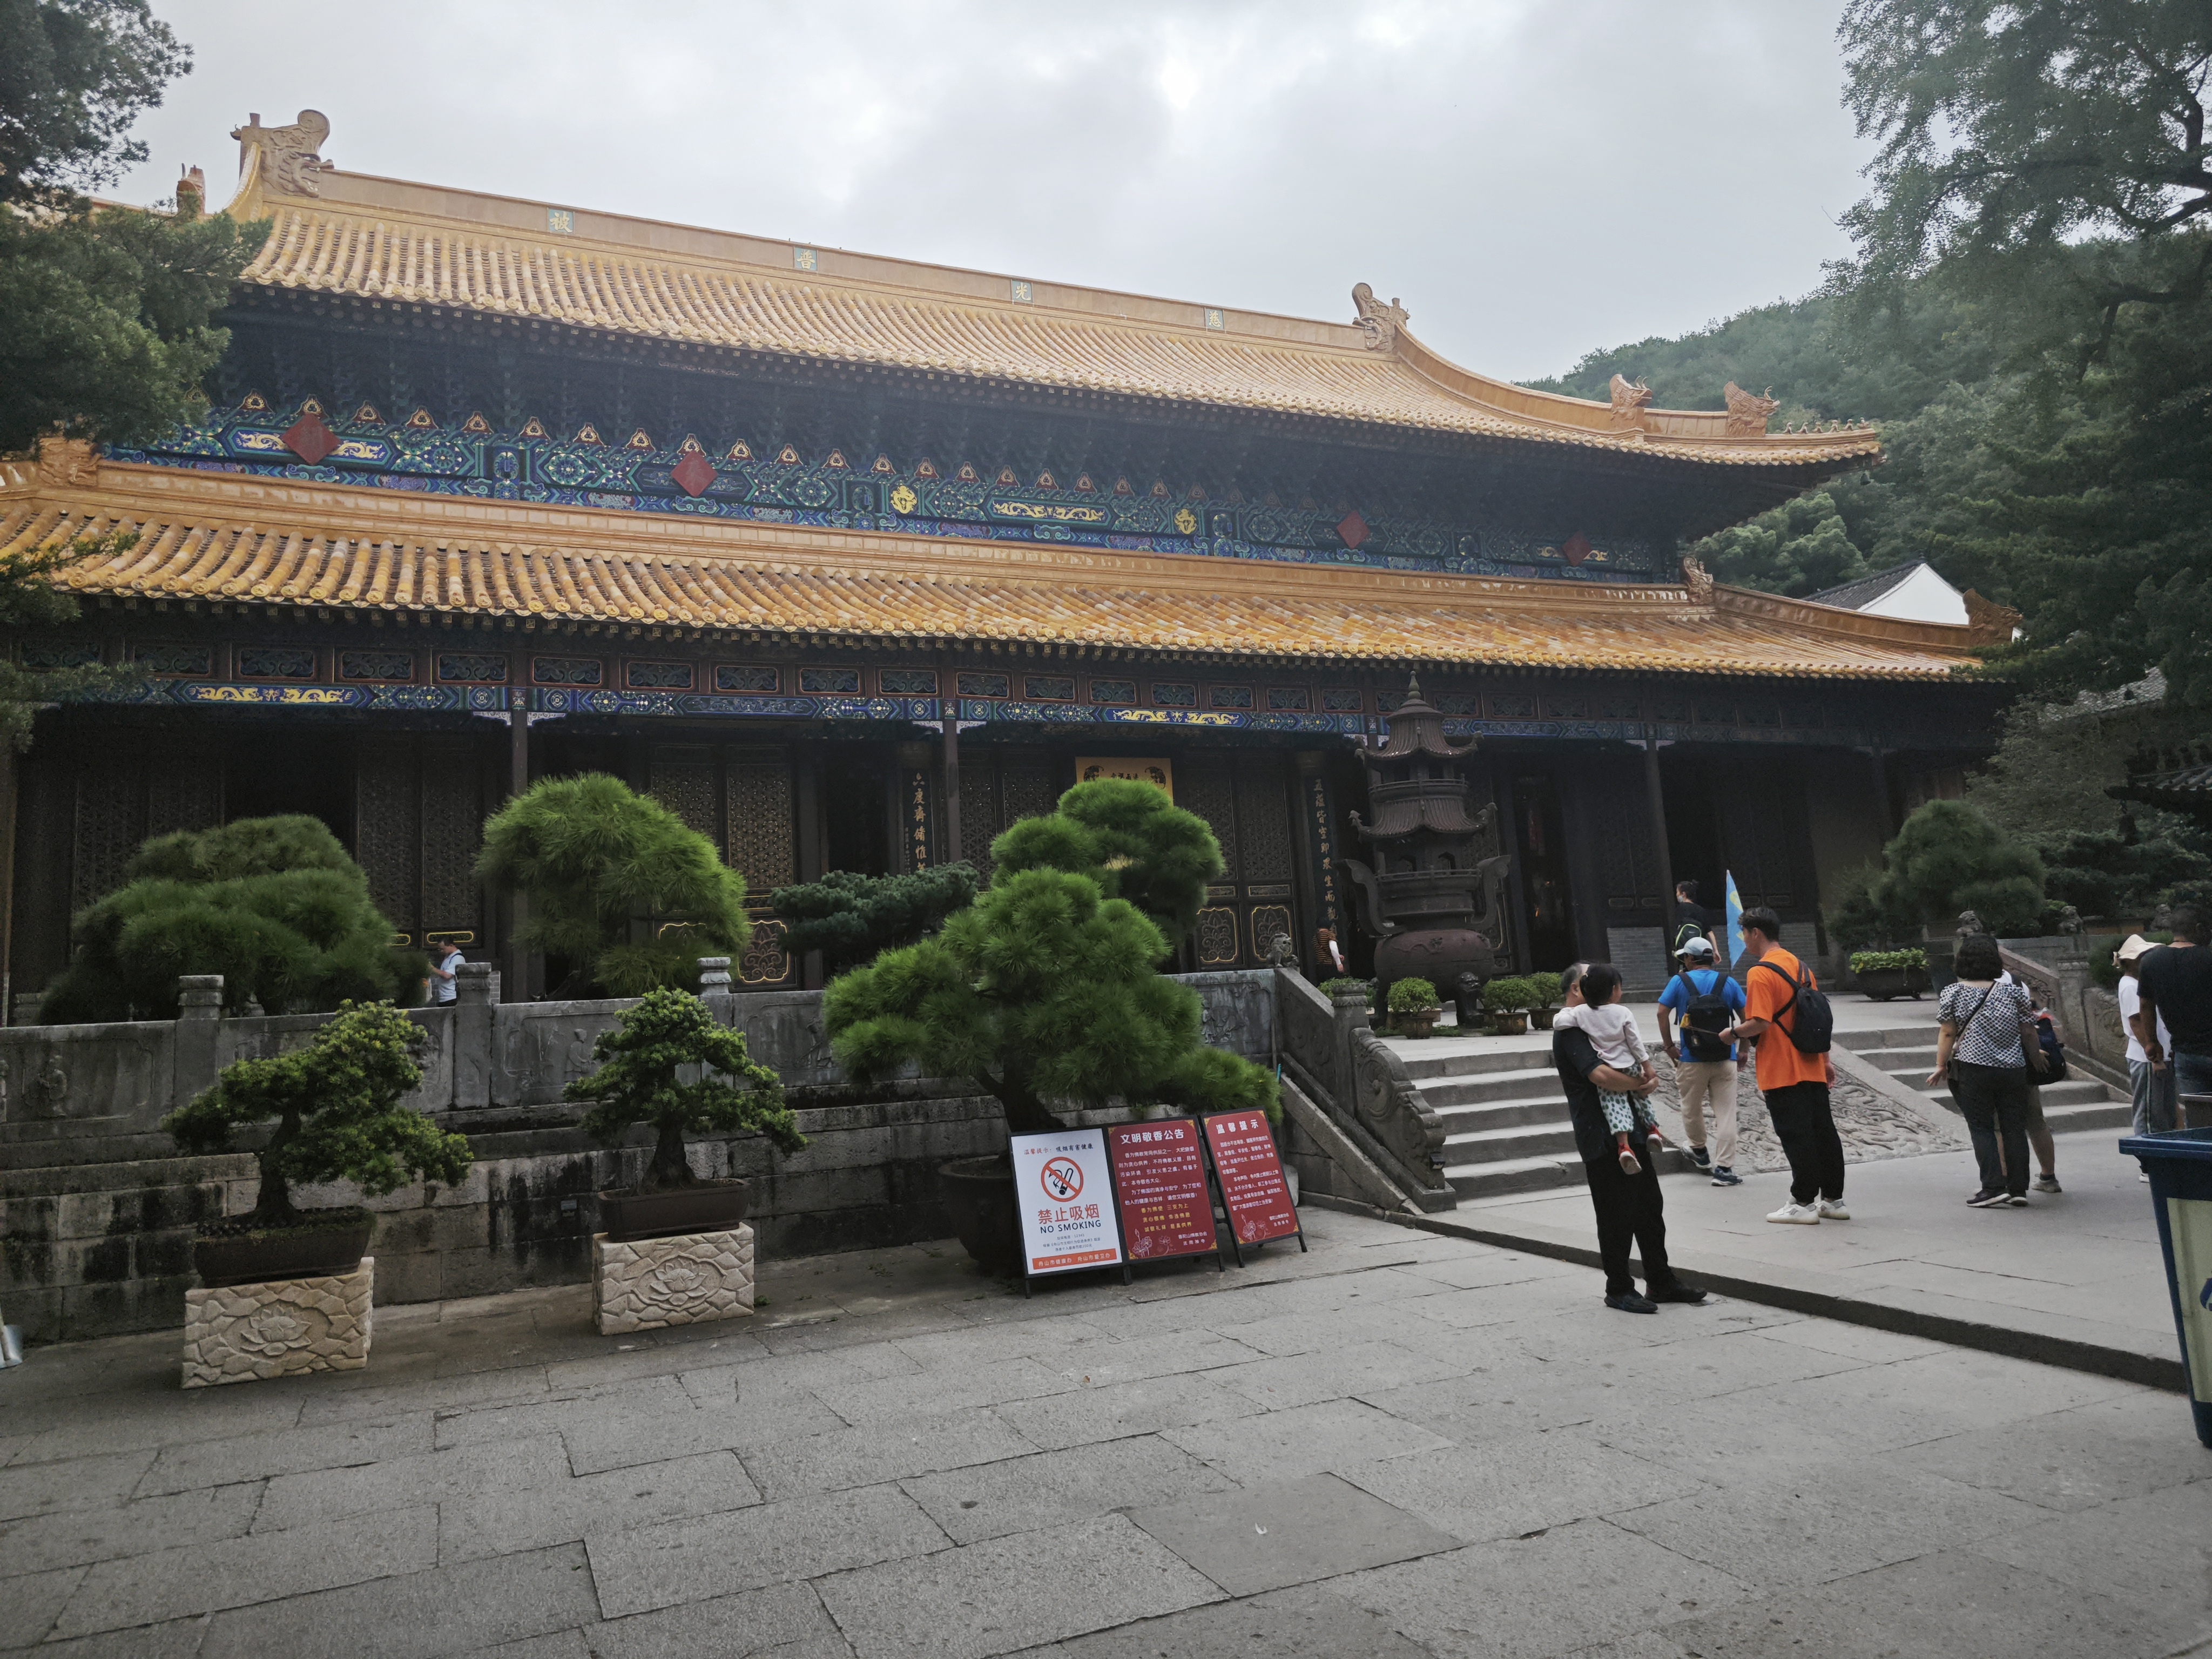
top-left (5, 1209), bottom-right (2210, 1657)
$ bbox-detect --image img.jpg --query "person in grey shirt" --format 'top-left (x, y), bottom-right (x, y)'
top-left (429, 941), bottom-right (463, 1005)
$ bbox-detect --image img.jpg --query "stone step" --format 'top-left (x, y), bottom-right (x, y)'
top-left (1440, 1120), bottom-right (1582, 1165)
top-left (1414, 1067), bottom-right (1561, 1108)
top-left (1866, 1045), bottom-right (1941, 1073)
top-left (1393, 1043), bottom-right (1555, 1081)
top-left (1429, 1092), bottom-right (1567, 1133)
top-left (1839, 1026), bottom-right (1944, 1052)
top-left (1913, 1087), bottom-right (2131, 1132)
top-left (1445, 1152), bottom-right (1583, 1199)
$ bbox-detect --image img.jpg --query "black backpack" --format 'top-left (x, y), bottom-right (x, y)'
top-left (2032, 1010), bottom-right (2069, 1082)
top-left (1751, 957), bottom-right (1834, 1055)
top-left (1671, 970), bottom-right (1734, 1062)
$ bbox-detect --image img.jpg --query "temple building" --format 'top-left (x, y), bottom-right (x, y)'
top-left (0, 110), bottom-right (2015, 1010)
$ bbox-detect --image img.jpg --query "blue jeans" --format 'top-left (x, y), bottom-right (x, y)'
top-left (2176, 1050), bottom-right (2212, 1119)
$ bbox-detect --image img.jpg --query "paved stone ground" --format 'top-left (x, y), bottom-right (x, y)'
top-left (5, 1211), bottom-right (2210, 1659)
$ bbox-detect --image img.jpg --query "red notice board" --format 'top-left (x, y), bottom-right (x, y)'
top-left (1203, 1112), bottom-right (1305, 1262)
top-left (1107, 1119), bottom-right (1222, 1272)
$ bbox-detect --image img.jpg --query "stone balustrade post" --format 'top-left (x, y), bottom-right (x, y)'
top-left (698, 956), bottom-right (734, 1026)
top-left (173, 975), bottom-right (225, 1109)
top-left (1330, 989), bottom-right (1372, 1103)
top-left (452, 962), bottom-right (496, 1110)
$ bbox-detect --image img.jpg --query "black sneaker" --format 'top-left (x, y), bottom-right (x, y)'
top-left (1710, 1166), bottom-right (1742, 1186)
top-left (1605, 1291), bottom-right (1658, 1314)
top-left (1687, 1146), bottom-right (1713, 1171)
top-left (1967, 1189), bottom-right (2010, 1208)
top-left (1647, 1282), bottom-right (1708, 1305)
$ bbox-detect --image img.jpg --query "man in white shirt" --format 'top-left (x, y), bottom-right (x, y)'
top-left (2117, 933), bottom-right (2179, 1179)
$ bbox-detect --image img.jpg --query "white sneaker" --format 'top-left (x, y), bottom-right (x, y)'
top-left (1766, 1201), bottom-right (1821, 1225)
top-left (2141, 1171), bottom-right (2152, 1183)
top-left (1817, 1198), bottom-right (1850, 1220)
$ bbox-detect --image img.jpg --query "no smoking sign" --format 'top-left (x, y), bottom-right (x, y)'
top-left (1011, 1129), bottom-right (1122, 1283)
top-left (1041, 1157), bottom-right (1084, 1203)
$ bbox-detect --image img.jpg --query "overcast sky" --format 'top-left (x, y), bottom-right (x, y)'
top-left (116, 2), bottom-right (1875, 383)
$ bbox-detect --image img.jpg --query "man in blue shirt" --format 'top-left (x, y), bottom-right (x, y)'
top-left (1656, 936), bottom-right (1746, 1186)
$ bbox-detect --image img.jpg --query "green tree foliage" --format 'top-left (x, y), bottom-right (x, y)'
top-left (771, 863), bottom-right (977, 976)
top-left (163, 1000), bottom-right (470, 1227)
top-left (989, 779), bottom-right (1223, 946)
top-left (0, 522), bottom-right (141, 747)
top-left (1695, 489), bottom-right (1874, 599)
top-left (565, 986), bottom-right (804, 1191)
top-left (40, 815), bottom-right (415, 1022)
top-left (477, 774), bottom-right (747, 997)
top-left (824, 866), bottom-right (1278, 1137)
top-left (2, 203), bottom-right (267, 451)
top-left (1844, 800), bottom-right (2048, 943)
top-left (1, 0), bottom-right (189, 207)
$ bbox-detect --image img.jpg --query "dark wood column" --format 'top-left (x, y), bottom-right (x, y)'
top-left (1865, 747), bottom-right (1895, 841)
top-left (795, 749), bottom-right (823, 988)
top-left (940, 717), bottom-right (961, 868)
top-left (506, 705), bottom-right (531, 1000)
top-left (1643, 739), bottom-right (1678, 957)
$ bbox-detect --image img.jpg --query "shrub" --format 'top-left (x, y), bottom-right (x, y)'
top-left (41, 815), bottom-right (414, 1022)
top-left (772, 864), bottom-right (977, 976)
top-left (1863, 801), bottom-right (2047, 941)
top-left (1850, 948), bottom-right (1928, 974)
top-left (989, 778), bottom-right (1223, 946)
top-left (1483, 975), bottom-right (1539, 1013)
top-left (1318, 976), bottom-right (1372, 999)
top-left (1386, 977), bottom-right (1440, 1014)
top-left (825, 865), bottom-right (1278, 1135)
top-left (163, 1001), bottom-right (470, 1228)
top-left (477, 774), bottom-right (747, 996)
top-left (565, 987), bottom-right (805, 1191)
top-left (1525, 971), bottom-right (1562, 1009)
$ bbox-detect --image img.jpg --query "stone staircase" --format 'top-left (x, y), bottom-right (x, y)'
top-left (1395, 1003), bottom-right (2135, 1204)
top-left (1836, 1026), bottom-right (2135, 1137)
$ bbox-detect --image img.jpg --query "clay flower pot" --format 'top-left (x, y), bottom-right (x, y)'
top-left (1393, 1010), bottom-right (1439, 1039)
top-left (1486, 1011), bottom-right (1530, 1036)
top-left (597, 1179), bottom-right (750, 1244)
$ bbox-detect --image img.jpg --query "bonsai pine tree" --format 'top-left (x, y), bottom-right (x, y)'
top-left (772, 862), bottom-right (979, 976)
top-left (1872, 801), bottom-right (2048, 939)
top-left (565, 987), bottom-right (805, 1190)
top-left (825, 865), bottom-right (1278, 1137)
top-left (477, 774), bottom-right (748, 996)
top-left (41, 815), bottom-right (416, 1022)
top-left (990, 779), bottom-right (1223, 946)
top-left (163, 1001), bottom-right (471, 1229)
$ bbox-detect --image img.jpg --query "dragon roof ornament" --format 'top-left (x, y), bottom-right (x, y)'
top-left (1351, 284), bottom-right (1410, 351)
top-left (232, 110), bottom-right (332, 197)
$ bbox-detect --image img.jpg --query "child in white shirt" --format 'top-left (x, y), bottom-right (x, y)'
top-left (1556, 965), bottom-right (1663, 1172)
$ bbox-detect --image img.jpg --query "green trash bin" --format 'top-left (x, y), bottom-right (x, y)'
top-left (2121, 1125), bottom-right (2212, 1446)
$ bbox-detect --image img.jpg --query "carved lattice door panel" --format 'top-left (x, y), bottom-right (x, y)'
top-left (724, 746), bottom-right (797, 987)
top-left (355, 738), bottom-right (422, 939)
top-left (419, 738), bottom-right (485, 943)
top-left (1718, 768), bottom-right (1811, 920)
top-left (1179, 753), bottom-right (1300, 968)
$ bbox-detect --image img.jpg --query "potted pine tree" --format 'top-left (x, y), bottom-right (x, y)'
top-left (568, 987), bottom-right (807, 1242)
top-left (163, 1001), bottom-right (473, 1286)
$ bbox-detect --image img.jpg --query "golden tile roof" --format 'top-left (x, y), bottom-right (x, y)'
top-left (0, 449), bottom-right (1996, 680)
top-left (218, 139), bottom-right (1879, 470)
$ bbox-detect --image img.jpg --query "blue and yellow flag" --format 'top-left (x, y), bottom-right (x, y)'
top-left (1724, 872), bottom-right (1746, 970)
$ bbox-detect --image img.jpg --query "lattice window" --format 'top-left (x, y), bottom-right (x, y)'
top-left (957, 671), bottom-right (1010, 698)
top-left (717, 665), bottom-right (779, 693)
top-left (339, 650), bottom-right (414, 682)
top-left (1089, 679), bottom-right (1136, 705)
top-left (436, 652), bottom-right (508, 683)
top-left (1544, 695), bottom-right (1589, 719)
top-left (134, 644), bottom-right (211, 677)
top-left (1435, 693), bottom-right (1480, 716)
top-left (72, 761), bottom-right (144, 910)
top-left (999, 759), bottom-right (1056, 831)
top-left (144, 742), bottom-right (222, 845)
top-left (725, 757), bottom-right (795, 896)
top-left (1489, 693), bottom-right (1535, 718)
top-left (1177, 767), bottom-right (1237, 880)
top-left (1024, 675), bottom-right (1075, 702)
top-left (650, 753), bottom-right (719, 844)
top-left (22, 645), bottom-right (97, 670)
top-left (420, 740), bottom-right (482, 934)
top-left (1321, 688), bottom-right (1363, 711)
top-left (1265, 687), bottom-right (1310, 711)
top-left (1235, 764), bottom-right (1291, 881)
top-left (1152, 682), bottom-right (1196, 707)
top-left (799, 667), bottom-right (861, 694)
top-left (960, 761), bottom-right (999, 879)
top-left (626, 660), bottom-right (696, 690)
top-left (532, 656), bottom-right (603, 687)
top-left (1196, 907), bottom-right (1239, 966)
top-left (355, 739), bottom-right (421, 935)
top-left (1208, 685), bottom-right (1253, 710)
top-left (880, 668), bottom-right (938, 694)
top-left (238, 647), bottom-right (316, 680)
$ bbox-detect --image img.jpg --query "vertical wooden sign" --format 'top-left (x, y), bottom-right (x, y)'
top-left (1107, 1119), bottom-right (1222, 1273)
top-left (1203, 1112), bottom-right (1304, 1264)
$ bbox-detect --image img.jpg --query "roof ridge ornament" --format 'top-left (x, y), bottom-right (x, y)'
top-left (1723, 381), bottom-right (1781, 437)
top-left (231, 109), bottom-right (332, 197)
top-left (1351, 284), bottom-right (1409, 352)
top-left (1608, 374), bottom-right (1653, 435)
top-left (1680, 553), bottom-right (1715, 604)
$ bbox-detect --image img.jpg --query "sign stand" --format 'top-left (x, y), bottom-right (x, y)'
top-left (1009, 1129), bottom-right (1125, 1297)
top-left (1203, 1111), bottom-right (1305, 1266)
top-left (1105, 1119), bottom-right (1225, 1278)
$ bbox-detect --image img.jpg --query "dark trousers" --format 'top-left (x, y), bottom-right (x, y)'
top-left (1580, 1147), bottom-right (1676, 1298)
top-left (1765, 1081), bottom-right (1845, 1205)
top-left (1953, 1061), bottom-right (2031, 1198)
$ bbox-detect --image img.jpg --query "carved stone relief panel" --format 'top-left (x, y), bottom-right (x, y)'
top-left (355, 738), bottom-right (421, 936)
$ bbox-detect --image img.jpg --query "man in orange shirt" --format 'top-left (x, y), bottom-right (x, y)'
top-left (1724, 906), bottom-right (1846, 1225)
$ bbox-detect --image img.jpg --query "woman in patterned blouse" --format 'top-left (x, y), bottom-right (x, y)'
top-left (1927, 933), bottom-right (2037, 1209)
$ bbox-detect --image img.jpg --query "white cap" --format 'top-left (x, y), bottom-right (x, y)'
top-left (1677, 936), bottom-right (1717, 960)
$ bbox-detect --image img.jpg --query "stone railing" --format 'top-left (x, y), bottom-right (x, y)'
top-left (1996, 936), bottom-right (2129, 1081)
top-left (1273, 967), bottom-right (1455, 1212)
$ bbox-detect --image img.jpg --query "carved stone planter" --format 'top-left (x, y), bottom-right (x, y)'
top-left (182, 1257), bottom-right (374, 1388)
top-left (592, 1224), bottom-right (754, 1336)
